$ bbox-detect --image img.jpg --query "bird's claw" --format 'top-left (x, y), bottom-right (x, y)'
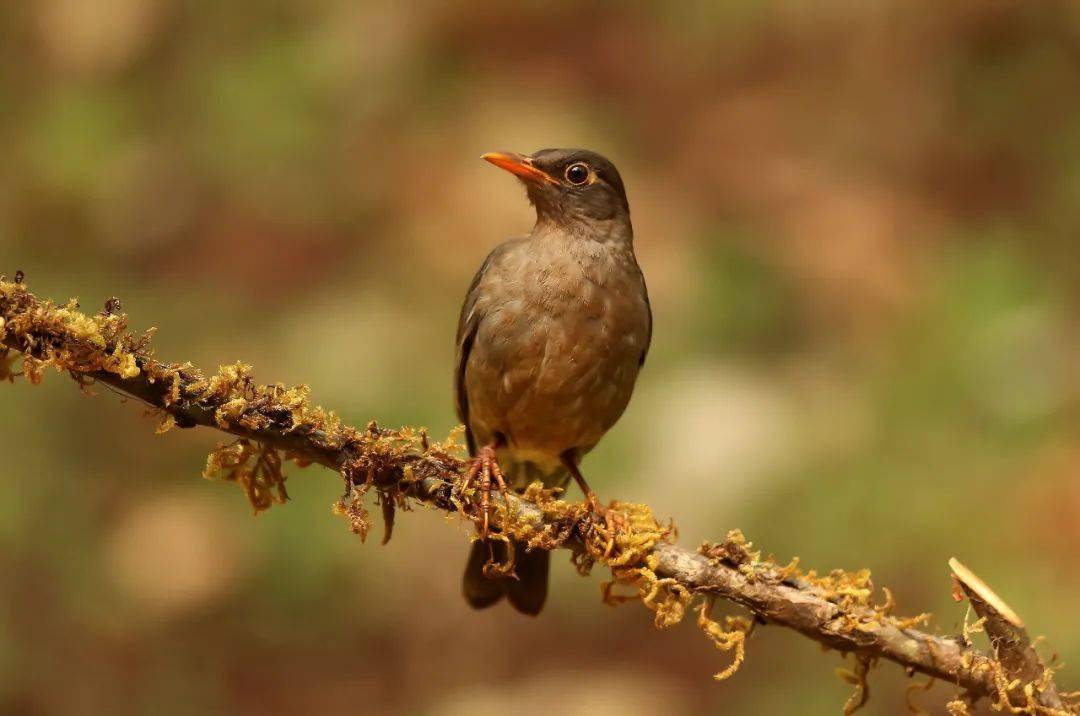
top-left (584, 490), bottom-right (604, 516)
top-left (460, 445), bottom-right (510, 539)
top-left (583, 491), bottom-right (626, 535)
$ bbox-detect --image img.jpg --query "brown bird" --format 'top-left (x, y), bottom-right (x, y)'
top-left (455, 148), bottom-right (651, 615)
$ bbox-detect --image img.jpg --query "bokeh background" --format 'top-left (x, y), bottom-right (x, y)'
top-left (2, 1), bottom-right (1079, 714)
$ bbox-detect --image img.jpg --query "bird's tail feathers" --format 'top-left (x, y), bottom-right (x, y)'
top-left (462, 538), bottom-right (550, 616)
top-left (461, 454), bottom-right (565, 615)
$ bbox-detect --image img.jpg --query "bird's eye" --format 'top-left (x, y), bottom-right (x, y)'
top-left (565, 163), bottom-right (590, 185)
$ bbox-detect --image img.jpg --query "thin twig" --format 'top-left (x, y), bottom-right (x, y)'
top-left (950, 558), bottom-right (1067, 713)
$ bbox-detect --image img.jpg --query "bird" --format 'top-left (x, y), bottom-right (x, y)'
top-left (455, 148), bottom-right (651, 615)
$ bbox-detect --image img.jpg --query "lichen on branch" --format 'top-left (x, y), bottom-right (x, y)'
top-left (1, 274), bottom-right (1074, 715)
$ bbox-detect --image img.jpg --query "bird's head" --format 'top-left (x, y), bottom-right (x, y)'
top-left (482, 148), bottom-right (630, 233)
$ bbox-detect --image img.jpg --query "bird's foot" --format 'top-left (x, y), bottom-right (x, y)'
top-left (584, 490), bottom-right (605, 516)
top-left (582, 491), bottom-right (629, 536)
top-left (460, 444), bottom-right (511, 539)
top-left (561, 457), bottom-right (620, 531)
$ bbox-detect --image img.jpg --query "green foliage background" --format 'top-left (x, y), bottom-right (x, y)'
top-left (1, 2), bottom-right (1078, 714)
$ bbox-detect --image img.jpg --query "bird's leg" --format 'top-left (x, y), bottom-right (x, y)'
top-left (461, 443), bottom-right (510, 539)
top-left (560, 453), bottom-right (603, 515)
top-left (560, 453), bottom-right (626, 539)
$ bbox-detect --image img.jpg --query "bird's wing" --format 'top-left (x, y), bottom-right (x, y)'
top-left (455, 241), bottom-right (518, 456)
top-left (638, 264), bottom-right (653, 367)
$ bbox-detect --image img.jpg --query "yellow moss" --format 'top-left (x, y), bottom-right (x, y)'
top-left (638, 566), bottom-right (692, 628)
top-left (965, 653), bottom-right (1076, 716)
top-left (215, 397), bottom-right (249, 428)
top-left (161, 368), bottom-right (183, 406)
top-left (697, 598), bottom-right (751, 681)
top-left (0, 281), bottom-right (151, 385)
top-left (202, 362), bottom-right (253, 401)
top-left (333, 487), bottom-right (372, 541)
top-left (102, 344), bottom-right (140, 379)
top-left (892, 612), bottom-right (933, 630)
top-left (962, 609), bottom-right (986, 645)
top-left (775, 555), bottom-right (801, 580)
top-left (277, 383), bottom-right (312, 427)
top-left (807, 568), bottom-right (874, 608)
top-left (904, 676), bottom-right (935, 715)
top-left (155, 414), bottom-right (177, 435)
top-left (837, 655), bottom-right (874, 715)
top-left (52, 307), bottom-right (106, 348)
top-left (946, 698), bottom-right (971, 715)
top-left (700, 529), bottom-right (761, 569)
top-left (23, 356), bottom-right (47, 385)
top-left (204, 439), bottom-right (288, 514)
top-left (0, 348), bottom-right (17, 383)
top-left (587, 501), bottom-right (669, 568)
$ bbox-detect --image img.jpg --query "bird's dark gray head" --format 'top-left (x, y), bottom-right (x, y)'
top-left (482, 148), bottom-right (631, 233)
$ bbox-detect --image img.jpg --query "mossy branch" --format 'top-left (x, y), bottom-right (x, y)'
top-left (1, 275), bottom-right (1075, 714)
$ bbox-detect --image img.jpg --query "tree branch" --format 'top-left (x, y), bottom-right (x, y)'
top-left (1, 275), bottom-right (1074, 714)
top-left (948, 559), bottom-right (1069, 713)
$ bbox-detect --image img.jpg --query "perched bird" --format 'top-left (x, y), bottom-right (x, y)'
top-left (455, 148), bottom-right (651, 615)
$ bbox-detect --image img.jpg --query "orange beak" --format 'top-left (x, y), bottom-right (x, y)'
top-left (481, 152), bottom-right (556, 184)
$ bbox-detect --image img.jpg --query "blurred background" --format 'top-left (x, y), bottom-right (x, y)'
top-left (1, 1), bottom-right (1079, 714)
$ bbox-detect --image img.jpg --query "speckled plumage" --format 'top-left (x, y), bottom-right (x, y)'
top-left (456, 149), bottom-right (651, 615)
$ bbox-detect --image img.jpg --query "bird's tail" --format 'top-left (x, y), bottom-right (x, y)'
top-left (463, 538), bottom-right (550, 615)
top-left (461, 457), bottom-right (566, 615)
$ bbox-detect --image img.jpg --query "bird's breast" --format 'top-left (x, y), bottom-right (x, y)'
top-left (465, 238), bottom-right (648, 457)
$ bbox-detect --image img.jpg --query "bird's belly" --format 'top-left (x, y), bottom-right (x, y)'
top-left (466, 295), bottom-right (646, 457)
